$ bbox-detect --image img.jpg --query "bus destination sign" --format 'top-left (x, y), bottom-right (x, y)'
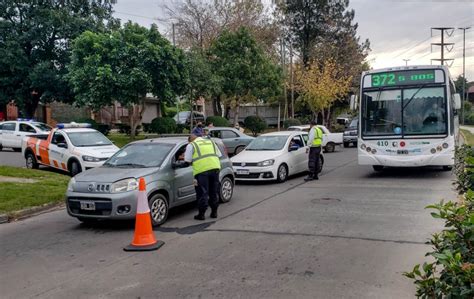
top-left (371, 70), bottom-right (436, 87)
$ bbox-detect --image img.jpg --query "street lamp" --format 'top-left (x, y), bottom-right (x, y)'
top-left (403, 59), bottom-right (410, 66)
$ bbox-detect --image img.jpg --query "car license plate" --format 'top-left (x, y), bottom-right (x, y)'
top-left (397, 150), bottom-right (408, 155)
top-left (80, 201), bottom-right (96, 210)
top-left (236, 169), bottom-right (249, 175)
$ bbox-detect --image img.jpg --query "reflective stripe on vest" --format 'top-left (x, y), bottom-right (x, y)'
top-left (312, 127), bottom-right (323, 147)
top-left (191, 138), bottom-right (221, 176)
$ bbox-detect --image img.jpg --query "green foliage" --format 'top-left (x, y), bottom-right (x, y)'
top-left (405, 145), bottom-right (474, 298)
top-left (108, 133), bottom-right (146, 148)
top-left (465, 113), bottom-right (474, 125)
top-left (151, 117), bottom-right (177, 134)
top-left (283, 118), bottom-right (301, 128)
top-left (175, 124), bottom-right (188, 134)
top-left (206, 116), bottom-right (230, 127)
top-left (0, 0), bottom-right (117, 116)
top-left (244, 115), bottom-right (267, 136)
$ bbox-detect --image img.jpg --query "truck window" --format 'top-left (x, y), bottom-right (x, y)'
top-left (2, 123), bottom-right (16, 131)
top-left (20, 123), bottom-right (36, 133)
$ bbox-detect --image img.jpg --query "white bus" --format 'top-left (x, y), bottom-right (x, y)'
top-left (355, 65), bottom-right (462, 171)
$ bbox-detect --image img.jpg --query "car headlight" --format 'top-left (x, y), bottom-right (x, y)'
top-left (67, 177), bottom-right (76, 192)
top-left (111, 178), bottom-right (138, 193)
top-left (82, 155), bottom-right (101, 162)
top-left (258, 159), bottom-right (275, 167)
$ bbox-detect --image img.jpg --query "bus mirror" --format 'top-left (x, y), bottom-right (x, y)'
top-left (454, 94), bottom-right (461, 110)
top-left (350, 95), bottom-right (358, 111)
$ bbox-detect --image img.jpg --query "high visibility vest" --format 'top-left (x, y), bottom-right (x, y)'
top-left (191, 137), bottom-right (221, 176)
top-left (311, 126), bottom-right (323, 147)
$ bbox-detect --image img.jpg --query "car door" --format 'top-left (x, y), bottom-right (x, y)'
top-left (1, 122), bottom-right (17, 147)
top-left (17, 123), bottom-right (37, 148)
top-left (220, 129), bottom-right (240, 154)
top-left (49, 131), bottom-right (68, 169)
top-left (172, 144), bottom-right (195, 203)
top-left (289, 134), bottom-right (307, 174)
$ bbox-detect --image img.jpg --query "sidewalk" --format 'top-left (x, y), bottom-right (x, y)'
top-left (461, 125), bottom-right (474, 134)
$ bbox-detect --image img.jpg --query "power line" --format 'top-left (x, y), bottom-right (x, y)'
top-left (392, 36), bottom-right (432, 59)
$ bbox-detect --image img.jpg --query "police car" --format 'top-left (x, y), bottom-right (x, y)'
top-left (0, 119), bottom-right (52, 151)
top-left (22, 122), bottom-right (119, 176)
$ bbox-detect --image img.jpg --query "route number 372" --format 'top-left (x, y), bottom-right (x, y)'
top-left (377, 141), bottom-right (389, 146)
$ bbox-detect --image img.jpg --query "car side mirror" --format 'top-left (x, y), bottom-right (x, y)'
top-left (289, 145), bottom-right (299, 152)
top-left (57, 143), bottom-right (68, 149)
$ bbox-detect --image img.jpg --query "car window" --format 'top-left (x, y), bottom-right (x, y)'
top-left (52, 132), bottom-right (66, 144)
top-left (221, 130), bottom-right (238, 139)
top-left (32, 122), bottom-right (52, 131)
top-left (302, 134), bottom-right (309, 145)
top-left (210, 130), bottom-right (222, 138)
top-left (174, 144), bottom-right (188, 161)
top-left (20, 123), bottom-right (36, 133)
top-left (290, 135), bottom-right (304, 148)
top-left (2, 123), bottom-right (16, 131)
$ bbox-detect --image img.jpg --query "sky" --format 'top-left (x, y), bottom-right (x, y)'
top-left (112, 0), bottom-right (474, 81)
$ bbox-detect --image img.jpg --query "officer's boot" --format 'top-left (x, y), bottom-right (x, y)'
top-left (210, 208), bottom-right (218, 219)
top-left (194, 210), bottom-right (206, 221)
top-left (304, 173), bottom-right (314, 181)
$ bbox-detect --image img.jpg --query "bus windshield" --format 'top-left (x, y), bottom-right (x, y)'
top-left (362, 86), bottom-right (446, 136)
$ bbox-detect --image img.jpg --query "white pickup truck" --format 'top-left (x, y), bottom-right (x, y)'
top-left (0, 120), bottom-right (52, 151)
top-left (287, 125), bottom-right (343, 152)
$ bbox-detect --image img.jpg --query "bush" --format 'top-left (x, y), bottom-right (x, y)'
top-left (142, 123), bottom-right (152, 133)
top-left (244, 115), bottom-right (267, 137)
top-left (404, 144), bottom-right (474, 298)
top-left (465, 113), bottom-right (474, 125)
top-left (175, 123), bottom-right (187, 134)
top-left (206, 116), bottom-right (230, 127)
top-left (283, 118), bottom-right (301, 128)
top-left (151, 117), bottom-right (177, 134)
top-left (73, 118), bottom-right (97, 127)
top-left (97, 124), bottom-right (110, 136)
top-left (117, 124), bottom-right (131, 135)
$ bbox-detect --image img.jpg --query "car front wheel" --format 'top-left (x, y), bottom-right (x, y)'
top-left (219, 176), bottom-right (234, 203)
top-left (149, 193), bottom-right (169, 226)
top-left (69, 161), bottom-right (82, 176)
top-left (26, 152), bottom-right (39, 169)
top-left (276, 164), bottom-right (288, 183)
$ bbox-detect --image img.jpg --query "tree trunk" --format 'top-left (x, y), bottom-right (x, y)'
top-left (213, 96), bottom-right (223, 116)
top-left (129, 100), bottom-right (145, 140)
top-left (25, 92), bottom-right (41, 118)
top-left (325, 106), bottom-right (332, 129)
top-left (233, 101), bottom-right (240, 126)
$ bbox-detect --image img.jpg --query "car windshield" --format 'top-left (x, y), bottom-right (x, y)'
top-left (362, 87), bottom-right (446, 136)
top-left (348, 119), bottom-right (358, 129)
top-left (33, 123), bottom-right (52, 131)
top-left (246, 135), bottom-right (288, 151)
top-left (104, 143), bottom-right (174, 168)
top-left (67, 131), bottom-right (113, 147)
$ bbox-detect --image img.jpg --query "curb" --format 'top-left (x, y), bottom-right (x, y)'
top-left (1, 202), bottom-right (65, 224)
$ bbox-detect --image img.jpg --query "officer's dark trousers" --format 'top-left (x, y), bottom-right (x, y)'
top-left (308, 146), bottom-right (321, 178)
top-left (195, 169), bottom-right (219, 214)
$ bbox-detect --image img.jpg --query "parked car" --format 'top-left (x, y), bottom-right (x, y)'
top-left (343, 118), bottom-right (358, 148)
top-left (22, 123), bottom-right (119, 176)
top-left (231, 131), bottom-right (324, 183)
top-left (336, 117), bottom-right (351, 128)
top-left (66, 137), bottom-right (235, 226)
top-left (287, 125), bottom-right (343, 152)
top-left (207, 127), bottom-right (254, 155)
top-left (173, 111), bottom-right (205, 125)
top-left (0, 119), bottom-right (52, 151)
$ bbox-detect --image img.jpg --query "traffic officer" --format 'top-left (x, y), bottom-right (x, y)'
top-left (184, 134), bottom-right (222, 220)
top-left (305, 120), bottom-right (323, 181)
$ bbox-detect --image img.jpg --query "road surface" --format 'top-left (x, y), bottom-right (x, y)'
top-left (0, 147), bottom-right (454, 298)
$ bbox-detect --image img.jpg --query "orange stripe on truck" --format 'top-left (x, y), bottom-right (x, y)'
top-left (61, 163), bottom-right (67, 170)
top-left (53, 160), bottom-right (59, 168)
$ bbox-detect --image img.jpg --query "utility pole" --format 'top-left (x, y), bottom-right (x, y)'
top-left (430, 27), bottom-right (454, 66)
top-left (458, 26), bottom-right (471, 125)
top-left (290, 43), bottom-right (294, 119)
top-left (403, 59), bottom-right (410, 66)
top-left (172, 23), bottom-right (176, 46)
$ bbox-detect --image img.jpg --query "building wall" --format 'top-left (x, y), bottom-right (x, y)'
top-left (49, 102), bottom-right (89, 123)
top-left (142, 102), bottom-right (159, 123)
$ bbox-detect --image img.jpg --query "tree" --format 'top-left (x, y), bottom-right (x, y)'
top-left (0, 0), bottom-right (117, 117)
top-left (455, 75), bottom-right (470, 100)
top-left (294, 59), bottom-right (351, 126)
top-left (68, 22), bottom-right (188, 138)
top-left (209, 27), bottom-right (283, 125)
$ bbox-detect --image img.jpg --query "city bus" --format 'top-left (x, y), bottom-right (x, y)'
top-left (354, 65), bottom-right (462, 171)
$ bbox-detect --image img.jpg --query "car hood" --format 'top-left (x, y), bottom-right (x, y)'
top-left (74, 166), bottom-right (158, 183)
top-left (75, 145), bottom-right (119, 158)
top-left (231, 150), bottom-right (283, 163)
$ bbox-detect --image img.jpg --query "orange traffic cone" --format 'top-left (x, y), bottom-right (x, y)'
top-left (124, 177), bottom-right (165, 251)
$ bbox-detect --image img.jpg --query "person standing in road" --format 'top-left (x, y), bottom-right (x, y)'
top-left (184, 134), bottom-right (222, 220)
top-left (192, 121), bottom-right (204, 137)
top-left (305, 120), bottom-right (323, 181)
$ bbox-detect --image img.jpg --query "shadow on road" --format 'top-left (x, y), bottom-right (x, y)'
top-left (365, 166), bottom-right (452, 179)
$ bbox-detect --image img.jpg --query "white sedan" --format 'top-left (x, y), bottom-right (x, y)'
top-left (231, 131), bottom-right (324, 182)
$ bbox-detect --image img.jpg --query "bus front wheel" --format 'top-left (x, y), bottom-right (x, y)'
top-left (442, 166), bottom-right (452, 171)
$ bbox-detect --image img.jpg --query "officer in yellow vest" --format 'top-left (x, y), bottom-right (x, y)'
top-left (184, 134), bottom-right (222, 220)
top-left (305, 120), bottom-right (323, 181)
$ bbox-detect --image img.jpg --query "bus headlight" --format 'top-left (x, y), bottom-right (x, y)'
top-left (430, 148), bottom-right (436, 154)
top-left (442, 143), bottom-right (449, 149)
top-left (437, 146), bottom-right (442, 152)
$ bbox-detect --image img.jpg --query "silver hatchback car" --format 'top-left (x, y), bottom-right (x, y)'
top-left (66, 137), bottom-right (235, 226)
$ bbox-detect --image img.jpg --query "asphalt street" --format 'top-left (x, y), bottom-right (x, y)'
top-left (0, 147), bottom-right (455, 298)
top-left (0, 149), bottom-right (24, 167)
